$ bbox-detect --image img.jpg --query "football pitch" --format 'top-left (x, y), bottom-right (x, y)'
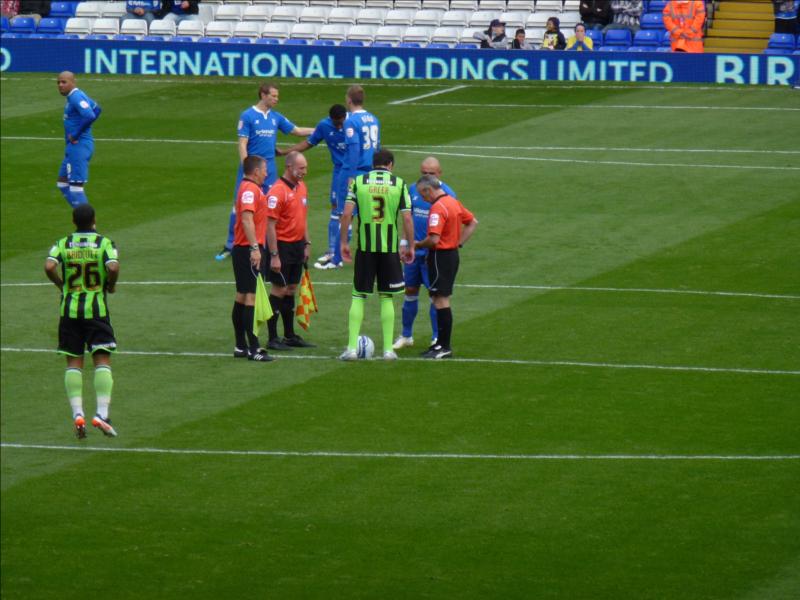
top-left (1, 73), bottom-right (799, 598)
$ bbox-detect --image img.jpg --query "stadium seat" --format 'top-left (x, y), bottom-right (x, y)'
top-left (347, 24), bottom-right (378, 41)
top-left (394, 0), bottom-right (423, 9)
top-left (507, 0), bottom-right (536, 11)
top-left (340, 39), bottom-right (366, 46)
top-left (327, 7), bottom-right (359, 24)
top-left (283, 38), bottom-right (308, 44)
top-left (458, 27), bottom-right (483, 44)
top-left (356, 8), bottom-right (388, 25)
top-left (291, 22), bottom-right (321, 39)
top-left (441, 10), bottom-right (471, 28)
top-left (37, 18), bottom-right (66, 35)
top-left (142, 35), bottom-right (165, 41)
top-left (271, 5), bottom-right (303, 23)
top-left (85, 33), bottom-right (109, 40)
top-left (50, 2), bottom-right (77, 18)
top-left (172, 35), bottom-right (193, 42)
top-left (75, 2), bottom-right (103, 18)
top-left (0, 16), bottom-right (8, 33)
top-left (403, 25), bottom-right (434, 43)
top-left (177, 20), bottom-right (205, 39)
top-left (374, 25), bottom-right (405, 43)
top-left (313, 39), bottom-right (336, 45)
top-left (455, 42), bottom-right (479, 48)
top-left (500, 11), bottom-right (530, 29)
top-left (310, 0), bottom-right (337, 6)
top-left (0, 32), bottom-right (23, 37)
top-left (371, 40), bottom-right (393, 46)
top-left (603, 28), bottom-right (632, 47)
top-left (597, 45), bottom-right (629, 51)
top-left (535, 0), bottom-right (563, 12)
top-left (199, 4), bottom-right (218, 24)
top-left (283, 0), bottom-right (312, 5)
top-left (113, 34), bottom-right (137, 41)
top-left (227, 37), bottom-right (253, 43)
top-left (56, 33), bottom-right (81, 39)
top-left (399, 41), bottom-right (422, 47)
top-left (338, 0), bottom-right (366, 7)
top-left (468, 11), bottom-right (497, 28)
top-left (626, 45), bottom-right (651, 52)
top-left (299, 6), bottom-right (331, 23)
top-left (660, 29), bottom-right (672, 47)
top-left (100, 2), bottom-right (127, 19)
top-left (233, 21), bottom-right (264, 39)
top-left (214, 4), bottom-right (246, 21)
top-left (427, 42), bottom-right (449, 48)
top-left (385, 9), bottom-right (414, 26)
top-left (526, 13), bottom-right (551, 29)
top-left (450, 0), bottom-right (478, 10)
top-left (764, 33), bottom-right (796, 54)
top-left (318, 23), bottom-right (349, 41)
top-left (27, 32), bottom-right (51, 38)
top-left (120, 19), bottom-right (149, 38)
top-left (91, 18), bottom-right (120, 36)
top-left (198, 36), bottom-right (223, 43)
top-left (648, 0), bottom-right (668, 13)
top-left (413, 9), bottom-right (444, 26)
top-left (255, 37), bottom-right (282, 44)
top-left (559, 11), bottom-right (580, 28)
top-left (10, 16), bottom-right (37, 35)
top-left (149, 19), bottom-right (177, 38)
top-left (640, 12), bottom-right (664, 30)
top-left (479, 0), bottom-right (507, 11)
top-left (633, 29), bottom-right (660, 47)
top-left (261, 22), bottom-right (291, 39)
top-left (243, 5), bottom-right (275, 21)
top-left (585, 28), bottom-right (603, 46)
top-left (431, 26), bottom-right (461, 45)
top-left (366, 0), bottom-right (394, 8)
top-left (206, 20), bottom-right (235, 38)
top-left (563, 0), bottom-right (580, 10)
top-left (64, 17), bottom-right (92, 37)
top-left (422, 0), bottom-right (450, 10)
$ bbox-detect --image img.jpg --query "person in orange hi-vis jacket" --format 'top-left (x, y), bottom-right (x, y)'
top-left (663, 0), bottom-right (706, 53)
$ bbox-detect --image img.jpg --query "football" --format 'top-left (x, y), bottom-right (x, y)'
top-left (356, 335), bottom-right (375, 359)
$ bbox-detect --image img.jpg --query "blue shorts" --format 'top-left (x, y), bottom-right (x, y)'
top-left (329, 169), bottom-right (349, 214)
top-left (403, 253), bottom-right (431, 290)
top-left (58, 141), bottom-right (94, 183)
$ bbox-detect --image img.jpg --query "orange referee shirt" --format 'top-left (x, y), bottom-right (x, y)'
top-left (266, 177), bottom-right (309, 243)
top-left (233, 179), bottom-right (268, 247)
top-left (427, 194), bottom-right (475, 250)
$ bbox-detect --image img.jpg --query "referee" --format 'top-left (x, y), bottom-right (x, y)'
top-left (414, 175), bottom-right (478, 359)
top-left (231, 155), bottom-right (272, 362)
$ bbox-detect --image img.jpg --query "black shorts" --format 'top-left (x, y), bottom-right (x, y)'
top-left (58, 316), bottom-right (117, 357)
top-left (268, 240), bottom-right (305, 287)
top-left (353, 250), bottom-right (405, 295)
top-left (427, 249), bottom-right (460, 297)
top-left (232, 245), bottom-right (264, 294)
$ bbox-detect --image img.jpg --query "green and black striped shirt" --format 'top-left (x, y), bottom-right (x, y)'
top-left (346, 169), bottom-right (411, 253)
top-left (48, 231), bottom-right (118, 319)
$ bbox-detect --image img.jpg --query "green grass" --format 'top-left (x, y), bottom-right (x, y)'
top-left (2, 73), bottom-right (799, 599)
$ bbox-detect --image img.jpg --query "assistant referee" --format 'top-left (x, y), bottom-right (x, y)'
top-left (414, 175), bottom-right (478, 359)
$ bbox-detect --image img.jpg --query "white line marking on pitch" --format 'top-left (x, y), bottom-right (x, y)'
top-left (397, 148), bottom-right (800, 172)
top-left (389, 85), bottom-right (467, 105)
top-left (400, 101), bottom-right (800, 112)
top-left (1, 443), bottom-right (797, 461)
top-left (3, 136), bottom-right (798, 157)
top-left (2, 280), bottom-right (798, 300)
top-left (2, 347), bottom-right (797, 376)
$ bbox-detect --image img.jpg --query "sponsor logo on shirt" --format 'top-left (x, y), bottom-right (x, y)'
top-left (346, 128), bottom-right (355, 138)
top-left (255, 129), bottom-right (275, 137)
top-left (79, 100), bottom-right (90, 109)
top-left (268, 195), bottom-right (278, 209)
top-left (301, 197), bottom-right (307, 206)
top-left (238, 120), bottom-right (243, 130)
top-left (429, 213), bottom-right (440, 227)
top-left (242, 190), bottom-right (255, 205)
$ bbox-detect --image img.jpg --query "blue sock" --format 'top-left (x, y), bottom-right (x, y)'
top-left (331, 212), bottom-right (343, 264)
top-left (429, 300), bottom-right (438, 341)
top-left (69, 185), bottom-right (88, 206)
top-left (327, 210), bottom-right (339, 257)
top-left (57, 183), bottom-right (71, 206)
top-left (225, 208), bottom-right (236, 250)
top-left (401, 294), bottom-right (418, 338)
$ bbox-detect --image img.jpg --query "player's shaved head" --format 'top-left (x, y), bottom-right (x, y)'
top-left (285, 151), bottom-right (307, 182)
top-left (420, 156), bottom-right (442, 177)
top-left (59, 71), bottom-right (75, 83)
top-left (285, 151), bottom-right (306, 169)
top-left (73, 203), bottom-right (96, 230)
top-left (57, 71), bottom-right (77, 96)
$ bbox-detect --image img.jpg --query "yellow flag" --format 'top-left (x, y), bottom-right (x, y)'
top-left (253, 275), bottom-right (273, 336)
top-left (295, 268), bottom-right (318, 331)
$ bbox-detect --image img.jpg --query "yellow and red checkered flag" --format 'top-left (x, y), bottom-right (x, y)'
top-left (295, 267), bottom-right (318, 331)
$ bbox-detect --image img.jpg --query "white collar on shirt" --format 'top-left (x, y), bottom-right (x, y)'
top-left (252, 105), bottom-right (270, 118)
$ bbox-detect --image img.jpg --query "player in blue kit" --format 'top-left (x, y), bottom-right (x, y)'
top-left (342, 85), bottom-right (381, 188)
top-left (280, 104), bottom-right (350, 270)
top-left (394, 156), bottom-right (457, 350)
top-left (215, 82), bottom-right (312, 261)
top-left (56, 72), bottom-right (102, 208)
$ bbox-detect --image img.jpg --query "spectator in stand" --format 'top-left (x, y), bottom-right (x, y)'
top-left (17, 0), bottom-right (49, 23)
top-left (579, 0), bottom-right (610, 31)
top-left (604, 0), bottom-right (643, 35)
top-left (511, 27), bottom-right (533, 49)
top-left (542, 16), bottom-right (567, 50)
top-left (773, 1), bottom-right (799, 34)
top-left (1, 1), bottom-right (20, 19)
top-left (473, 19), bottom-right (508, 48)
top-left (663, 0), bottom-right (705, 53)
top-left (160, 0), bottom-right (200, 26)
top-left (566, 23), bottom-right (594, 50)
top-left (123, 0), bottom-right (162, 25)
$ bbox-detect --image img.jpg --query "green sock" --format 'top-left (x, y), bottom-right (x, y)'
top-left (380, 295), bottom-right (395, 353)
top-left (94, 365), bottom-right (113, 420)
top-left (347, 294), bottom-right (366, 350)
top-left (64, 368), bottom-right (83, 418)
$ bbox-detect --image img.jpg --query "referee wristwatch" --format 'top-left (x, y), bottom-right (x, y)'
top-left (249, 244), bottom-right (259, 251)
top-left (270, 250), bottom-right (279, 257)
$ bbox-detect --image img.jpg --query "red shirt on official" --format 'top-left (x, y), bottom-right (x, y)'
top-left (266, 177), bottom-right (308, 242)
top-left (427, 194), bottom-right (475, 250)
top-left (233, 178), bottom-right (268, 247)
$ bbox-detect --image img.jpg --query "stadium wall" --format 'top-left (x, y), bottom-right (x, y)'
top-left (1, 39), bottom-right (798, 86)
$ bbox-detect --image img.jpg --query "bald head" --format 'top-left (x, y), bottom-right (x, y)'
top-left (284, 151), bottom-right (308, 182)
top-left (57, 71), bottom-right (76, 96)
top-left (420, 156), bottom-right (442, 178)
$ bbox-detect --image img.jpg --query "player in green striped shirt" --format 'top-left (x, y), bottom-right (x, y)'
top-left (339, 149), bottom-right (414, 360)
top-left (45, 204), bottom-right (119, 439)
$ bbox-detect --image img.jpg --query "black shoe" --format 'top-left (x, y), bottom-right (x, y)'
top-left (267, 338), bottom-right (293, 351)
top-left (283, 335), bottom-right (316, 348)
top-left (248, 348), bottom-right (274, 362)
top-left (233, 347), bottom-right (249, 358)
top-left (420, 345), bottom-right (453, 359)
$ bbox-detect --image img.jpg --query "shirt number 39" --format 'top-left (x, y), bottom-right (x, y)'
top-left (361, 125), bottom-right (379, 151)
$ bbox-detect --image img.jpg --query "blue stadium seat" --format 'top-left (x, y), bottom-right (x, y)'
top-left (50, 1), bottom-right (78, 18)
top-left (255, 38), bottom-right (280, 44)
top-left (647, 0), bottom-right (668, 14)
top-left (455, 43), bottom-right (478, 49)
top-left (142, 35), bottom-right (165, 41)
top-left (37, 17), bottom-right (65, 35)
top-left (340, 40), bottom-right (365, 46)
top-left (227, 37), bottom-right (253, 43)
top-left (1, 32), bottom-right (24, 38)
top-left (172, 36), bottom-right (193, 42)
top-left (371, 41), bottom-right (393, 47)
top-left (28, 33), bottom-right (54, 38)
top-left (86, 33), bottom-right (109, 40)
top-left (585, 28), bottom-right (603, 46)
top-left (312, 39), bottom-right (335, 46)
top-left (764, 33), bottom-right (796, 55)
top-left (633, 29), bottom-right (660, 47)
top-left (604, 28), bottom-right (632, 48)
top-left (428, 42), bottom-right (449, 48)
top-left (56, 33), bottom-right (80, 39)
top-left (10, 16), bottom-right (37, 34)
top-left (598, 45), bottom-right (629, 51)
top-left (283, 38), bottom-right (308, 45)
top-left (113, 34), bottom-right (137, 41)
top-left (398, 42), bottom-right (421, 48)
top-left (640, 12), bottom-right (664, 30)
top-left (1, 16), bottom-right (9, 33)
top-left (198, 36), bottom-right (222, 43)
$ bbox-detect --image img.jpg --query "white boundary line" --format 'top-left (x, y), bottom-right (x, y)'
top-left (389, 84), bottom-right (467, 105)
top-left (2, 280), bottom-right (798, 300)
top-left (1, 443), bottom-right (797, 461)
top-left (2, 347), bottom-right (798, 376)
top-left (3, 136), bottom-right (797, 157)
top-left (400, 101), bottom-right (800, 112)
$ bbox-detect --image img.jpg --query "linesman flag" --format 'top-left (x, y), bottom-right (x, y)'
top-left (253, 274), bottom-right (273, 336)
top-left (295, 267), bottom-right (318, 331)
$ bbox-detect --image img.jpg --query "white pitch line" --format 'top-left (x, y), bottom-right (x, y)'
top-left (389, 84), bottom-right (467, 105)
top-left (1, 280), bottom-right (798, 300)
top-left (3, 136), bottom-right (798, 157)
top-left (397, 148), bottom-right (800, 172)
top-left (1, 443), bottom-right (797, 461)
top-left (2, 347), bottom-right (798, 376)
top-left (401, 101), bottom-right (800, 112)
top-left (2, 280), bottom-right (798, 300)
